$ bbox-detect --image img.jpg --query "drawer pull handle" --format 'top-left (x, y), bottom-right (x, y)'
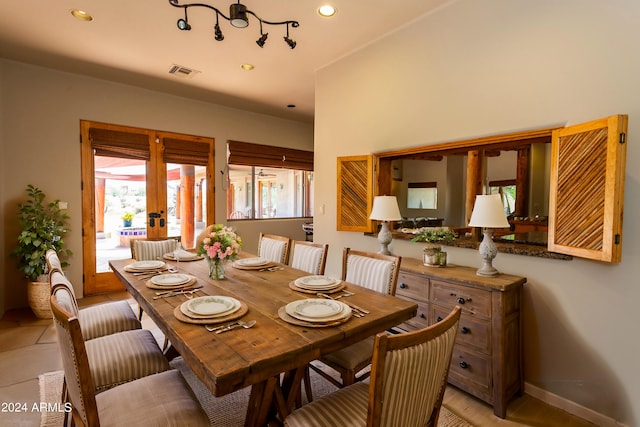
top-left (460, 326), bottom-right (470, 334)
top-left (399, 283), bottom-right (407, 289)
top-left (459, 361), bottom-right (468, 369)
top-left (419, 313), bottom-right (426, 319)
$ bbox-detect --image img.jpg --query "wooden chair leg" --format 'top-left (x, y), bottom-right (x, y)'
top-left (303, 365), bottom-right (313, 403)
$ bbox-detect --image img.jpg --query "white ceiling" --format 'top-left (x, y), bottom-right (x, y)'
top-left (0, 0), bottom-right (453, 123)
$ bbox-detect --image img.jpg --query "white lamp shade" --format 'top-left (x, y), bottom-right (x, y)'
top-left (468, 194), bottom-right (510, 228)
top-left (369, 196), bottom-right (402, 221)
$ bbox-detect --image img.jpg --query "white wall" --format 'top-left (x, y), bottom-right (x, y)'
top-left (0, 59), bottom-right (313, 312)
top-left (314, 0), bottom-right (639, 424)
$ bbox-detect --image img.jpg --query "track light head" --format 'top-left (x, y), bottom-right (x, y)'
top-left (256, 32), bottom-right (268, 47)
top-left (284, 36), bottom-right (296, 49)
top-left (177, 18), bottom-right (191, 30)
top-left (214, 23), bottom-right (224, 40)
top-left (230, 2), bottom-right (248, 28)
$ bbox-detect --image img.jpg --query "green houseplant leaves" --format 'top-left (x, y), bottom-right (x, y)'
top-left (12, 185), bottom-right (72, 281)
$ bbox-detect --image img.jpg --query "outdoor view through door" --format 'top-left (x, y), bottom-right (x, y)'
top-left (81, 121), bottom-right (215, 295)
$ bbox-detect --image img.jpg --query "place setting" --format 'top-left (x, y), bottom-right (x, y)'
top-left (289, 275), bottom-right (345, 294)
top-left (278, 298), bottom-right (352, 328)
top-left (232, 257), bottom-right (279, 271)
top-left (163, 248), bottom-right (204, 262)
top-left (174, 294), bottom-right (249, 325)
top-left (145, 272), bottom-right (202, 293)
top-left (124, 259), bottom-right (167, 273)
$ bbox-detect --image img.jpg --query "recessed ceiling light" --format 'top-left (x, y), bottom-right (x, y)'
top-left (241, 64), bottom-right (255, 71)
top-left (70, 9), bottom-right (93, 21)
top-left (317, 5), bottom-right (336, 17)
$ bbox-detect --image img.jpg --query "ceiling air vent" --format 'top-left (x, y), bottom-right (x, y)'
top-left (168, 64), bottom-right (200, 79)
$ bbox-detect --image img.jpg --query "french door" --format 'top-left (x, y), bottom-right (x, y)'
top-left (80, 121), bottom-right (215, 295)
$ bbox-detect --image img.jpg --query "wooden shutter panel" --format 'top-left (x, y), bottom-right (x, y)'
top-left (548, 114), bottom-right (627, 262)
top-left (337, 155), bottom-right (374, 232)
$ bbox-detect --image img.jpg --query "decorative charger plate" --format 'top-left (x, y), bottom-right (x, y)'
top-left (124, 260), bottom-right (166, 271)
top-left (285, 299), bottom-right (351, 323)
top-left (150, 273), bottom-right (191, 286)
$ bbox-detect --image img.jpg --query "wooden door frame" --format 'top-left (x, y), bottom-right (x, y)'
top-left (80, 120), bottom-right (215, 295)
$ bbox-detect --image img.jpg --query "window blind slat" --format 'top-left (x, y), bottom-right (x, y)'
top-left (228, 140), bottom-right (313, 171)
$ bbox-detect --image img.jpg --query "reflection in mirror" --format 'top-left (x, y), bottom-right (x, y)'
top-left (390, 143), bottom-right (550, 232)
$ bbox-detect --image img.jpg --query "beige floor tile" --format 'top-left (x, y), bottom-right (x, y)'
top-left (0, 379), bottom-right (42, 427)
top-left (0, 343), bottom-right (61, 387)
top-left (0, 326), bottom-right (48, 352)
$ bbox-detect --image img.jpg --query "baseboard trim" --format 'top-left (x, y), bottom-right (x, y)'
top-left (524, 382), bottom-right (627, 427)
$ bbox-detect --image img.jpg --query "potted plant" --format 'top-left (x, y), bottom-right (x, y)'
top-left (12, 185), bottom-right (72, 318)
top-left (121, 212), bottom-right (134, 227)
top-left (411, 228), bottom-right (456, 267)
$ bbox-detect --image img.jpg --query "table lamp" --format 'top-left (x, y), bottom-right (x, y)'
top-left (468, 194), bottom-right (510, 276)
top-left (369, 195), bottom-right (402, 255)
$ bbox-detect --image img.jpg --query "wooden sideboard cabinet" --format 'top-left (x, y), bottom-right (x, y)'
top-left (395, 258), bottom-right (525, 418)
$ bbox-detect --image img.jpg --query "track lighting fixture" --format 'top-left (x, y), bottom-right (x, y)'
top-left (169, 0), bottom-right (299, 49)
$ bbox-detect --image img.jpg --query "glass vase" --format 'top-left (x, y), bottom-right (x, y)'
top-left (208, 258), bottom-right (227, 280)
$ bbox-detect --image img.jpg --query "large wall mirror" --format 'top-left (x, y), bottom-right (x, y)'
top-left (375, 127), bottom-right (557, 244)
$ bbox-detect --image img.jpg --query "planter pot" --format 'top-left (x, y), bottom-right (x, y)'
top-left (28, 279), bottom-right (52, 319)
top-left (423, 244), bottom-right (448, 267)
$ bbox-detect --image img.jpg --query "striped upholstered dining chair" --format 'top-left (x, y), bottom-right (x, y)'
top-left (258, 233), bottom-right (292, 264)
top-left (309, 248), bottom-right (401, 388)
top-left (50, 270), bottom-right (170, 393)
top-left (130, 237), bottom-right (181, 260)
top-left (289, 241), bottom-right (329, 275)
top-left (50, 283), bottom-right (210, 427)
top-left (45, 249), bottom-right (141, 340)
top-left (285, 306), bottom-right (461, 427)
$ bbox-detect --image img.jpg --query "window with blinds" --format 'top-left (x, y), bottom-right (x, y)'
top-left (225, 140), bottom-right (314, 220)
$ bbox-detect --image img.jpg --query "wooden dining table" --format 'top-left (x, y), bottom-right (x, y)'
top-left (109, 253), bottom-right (417, 426)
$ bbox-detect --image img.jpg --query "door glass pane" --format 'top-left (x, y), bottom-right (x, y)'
top-left (167, 163), bottom-right (208, 249)
top-left (95, 155), bottom-right (147, 273)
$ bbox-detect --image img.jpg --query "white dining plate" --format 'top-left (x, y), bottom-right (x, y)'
top-left (164, 249), bottom-right (201, 261)
top-left (125, 260), bottom-right (165, 270)
top-left (150, 273), bottom-right (191, 286)
top-left (187, 296), bottom-right (238, 316)
top-left (235, 257), bottom-right (269, 267)
top-left (285, 299), bottom-right (351, 323)
top-left (180, 298), bottom-right (240, 319)
top-left (294, 299), bottom-right (342, 318)
top-left (294, 276), bottom-right (341, 290)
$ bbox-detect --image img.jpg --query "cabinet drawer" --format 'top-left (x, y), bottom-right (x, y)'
top-left (433, 306), bottom-right (490, 354)
top-left (400, 299), bottom-right (429, 330)
top-left (448, 347), bottom-right (491, 398)
top-left (396, 272), bottom-right (428, 301)
top-left (431, 280), bottom-right (491, 317)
